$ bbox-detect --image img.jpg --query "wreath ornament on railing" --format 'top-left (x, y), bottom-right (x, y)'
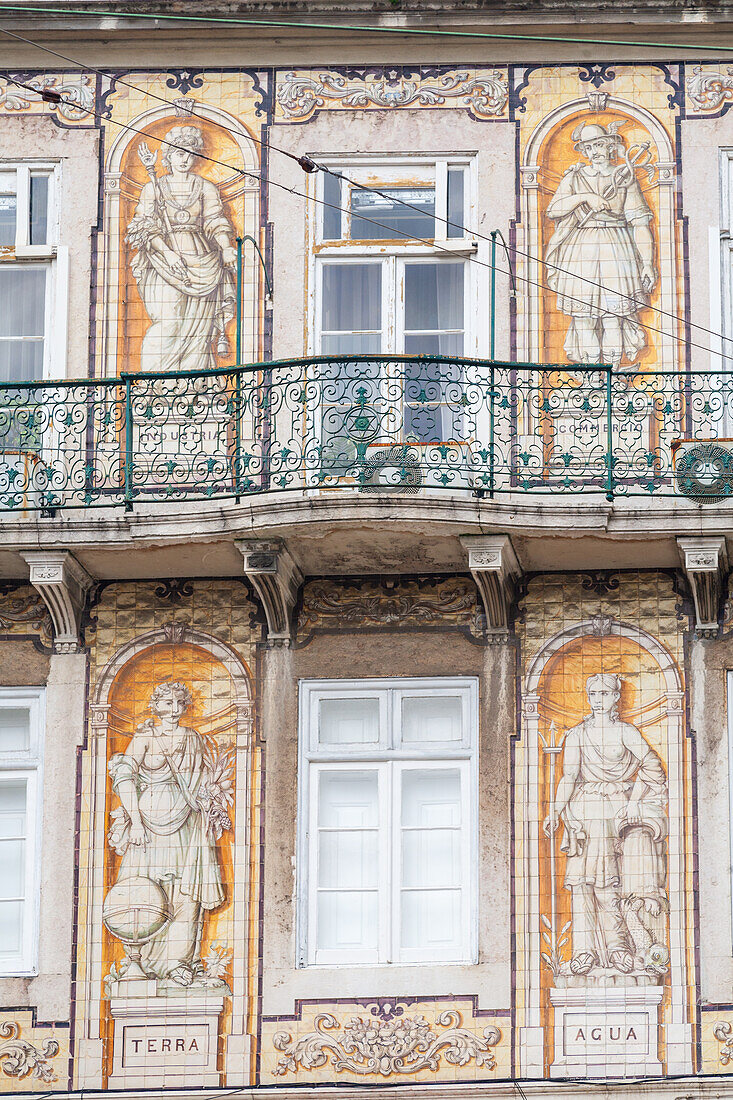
top-left (674, 442), bottom-right (733, 504)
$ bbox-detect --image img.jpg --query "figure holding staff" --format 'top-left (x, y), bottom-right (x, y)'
top-left (126, 125), bottom-right (238, 373)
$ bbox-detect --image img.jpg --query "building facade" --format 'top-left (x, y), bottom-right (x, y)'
top-left (1, 2), bottom-right (733, 1095)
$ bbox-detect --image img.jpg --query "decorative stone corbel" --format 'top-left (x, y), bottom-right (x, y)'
top-left (677, 535), bottom-right (729, 638)
top-left (236, 539), bottom-right (303, 646)
top-left (460, 534), bottom-right (522, 642)
top-left (21, 550), bottom-right (93, 653)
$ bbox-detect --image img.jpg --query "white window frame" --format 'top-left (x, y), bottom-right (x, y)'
top-left (309, 154), bottom-right (481, 359)
top-left (315, 254), bottom-right (470, 358)
top-left (297, 676), bottom-right (478, 968)
top-left (0, 162), bottom-right (68, 382)
top-left (0, 687), bottom-right (45, 976)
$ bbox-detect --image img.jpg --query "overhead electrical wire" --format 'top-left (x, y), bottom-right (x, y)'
top-left (0, 23), bottom-right (727, 357)
top-left (0, 2), bottom-right (732, 56)
top-left (0, 22), bottom-right (726, 356)
top-left (2, 28), bottom-right (731, 367)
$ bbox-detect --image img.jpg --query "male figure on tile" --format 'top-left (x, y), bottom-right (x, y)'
top-left (544, 672), bottom-right (668, 980)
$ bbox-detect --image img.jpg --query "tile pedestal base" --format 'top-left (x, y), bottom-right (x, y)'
top-left (108, 994), bottom-right (224, 1089)
top-left (549, 985), bottom-right (663, 1078)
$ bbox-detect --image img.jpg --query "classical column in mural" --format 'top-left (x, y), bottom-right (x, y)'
top-left (103, 679), bottom-right (233, 992)
top-left (126, 125), bottom-right (238, 372)
top-left (544, 122), bottom-right (657, 369)
top-left (544, 673), bottom-right (668, 980)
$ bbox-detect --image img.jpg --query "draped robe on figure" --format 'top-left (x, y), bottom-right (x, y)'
top-left (559, 717), bottom-right (667, 966)
top-left (108, 725), bottom-right (224, 979)
top-left (126, 174), bottom-right (236, 373)
top-left (545, 163), bottom-right (654, 365)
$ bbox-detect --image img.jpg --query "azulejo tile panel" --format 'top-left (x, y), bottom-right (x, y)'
top-left (260, 1000), bottom-right (509, 1083)
top-left (0, 584), bottom-right (52, 648)
top-left (0, 1014), bottom-right (67, 1092)
top-left (74, 580), bottom-right (259, 1090)
top-left (514, 571), bottom-right (694, 1079)
top-left (273, 66), bottom-right (509, 122)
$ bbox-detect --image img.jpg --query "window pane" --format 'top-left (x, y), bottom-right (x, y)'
top-left (0, 341), bottom-right (44, 384)
top-left (404, 264), bottom-right (464, 331)
top-left (0, 269), bottom-right (46, 337)
top-left (317, 890), bottom-right (378, 951)
top-left (0, 779), bottom-right (26, 842)
top-left (322, 172), bottom-right (342, 240)
top-left (0, 172), bottom-right (17, 248)
top-left (401, 695), bottom-right (463, 743)
top-left (322, 263), bottom-right (381, 333)
top-left (0, 708), bottom-right (30, 752)
top-left (402, 828), bottom-right (460, 888)
top-left (29, 175), bottom-right (49, 246)
top-left (319, 697), bottom-right (380, 745)
top-left (403, 355), bottom-right (463, 441)
top-left (318, 770), bottom-right (378, 828)
top-left (401, 768), bottom-right (461, 827)
top-left (350, 187), bottom-right (434, 240)
top-left (447, 168), bottom-right (464, 239)
top-left (404, 333), bottom-right (464, 357)
top-left (321, 334), bottom-right (381, 357)
top-left (0, 839), bottom-right (24, 898)
top-left (319, 830), bottom-right (378, 889)
top-left (0, 900), bottom-right (22, 953)
top-left (400, 889), bottom-right (461, 951)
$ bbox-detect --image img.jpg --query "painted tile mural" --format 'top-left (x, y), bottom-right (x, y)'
top-left (514, 63), bottom-right (681, 372)
top-left (95, 71), bottom-right (266, 377)
top-left (4, 53), bottom-right (733, 1091)
top-left (73, 580), bottom-right (259, 1090)
top-left (514, 572), bottom-right (694, 1079)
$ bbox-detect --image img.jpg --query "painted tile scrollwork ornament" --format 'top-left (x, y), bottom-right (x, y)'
top-left (273, 1009), bottom-right (501, 1077)
top-left (715, 1021), bottom-right (733, 1064)
top-left (0, 586), bottom-right (52, 642)
top-left (0, 74), bottom-right (94, 120)
top-left (276, 69), bottom-right (508, 120)
top-left (687, 65), bottom-right (733, 112)
top-left (297, 576), bottom-right (481, 638)
top-left (0, 1022), bottom-right (60, 1083)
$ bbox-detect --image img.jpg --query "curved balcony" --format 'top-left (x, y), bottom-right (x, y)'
top-left (0, 355), bottom-right (730, 581)
top-left (0, 355), bottom-right (729, 512)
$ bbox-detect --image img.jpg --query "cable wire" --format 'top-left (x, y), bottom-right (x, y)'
top-left (5, 59), bottom-right (733, 367)
top-left (0, 2), bottom-right (732, 56)
top-left (0, 23), bottom-right (726, 358)
top-left (0, 23), bottom-right (727, 357)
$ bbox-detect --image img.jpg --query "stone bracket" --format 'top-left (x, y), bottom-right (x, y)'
top-left (460, 534), bottom-right (522, 642)
top-left (677, 535), bottom-right (729, 638)
top-left (236, 539), bottom-right (303, 646)
top-left (22, 550), bottom-right (93, 653)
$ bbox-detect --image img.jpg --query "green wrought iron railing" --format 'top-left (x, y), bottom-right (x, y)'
top-left (0, 355), bottom-right (730, 512)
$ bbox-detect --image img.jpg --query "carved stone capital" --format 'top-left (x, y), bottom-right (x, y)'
top-left (236, 539), bottom-right (303, 646)
top-left (677, 535), bottom-right (729, 638)
top-left (22, 550), bottom-right (93, 653)
top-left (460, 534), bottom-right (521, 642)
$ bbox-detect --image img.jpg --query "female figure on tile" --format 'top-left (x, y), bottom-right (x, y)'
top-left (107, 680), bottom-right (226, 987)
top-left (544, 121), bottom-right (657, 369)
top-left (544, 672), bottom-right (668, 978)
top-left (126, 125), bottom-right (238, 372)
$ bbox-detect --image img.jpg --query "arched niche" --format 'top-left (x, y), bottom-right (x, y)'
top-left (516, 95), bottom-right (679, 375)
top-left (80, 624), bottom-right (254, 1068)
top-left (96, 100), bottom-right (261, 377)
top-left (516, 617), bottom-right (691, 1075)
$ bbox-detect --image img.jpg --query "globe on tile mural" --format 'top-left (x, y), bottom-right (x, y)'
top-left (102, 875), bottom-right (171, 983)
